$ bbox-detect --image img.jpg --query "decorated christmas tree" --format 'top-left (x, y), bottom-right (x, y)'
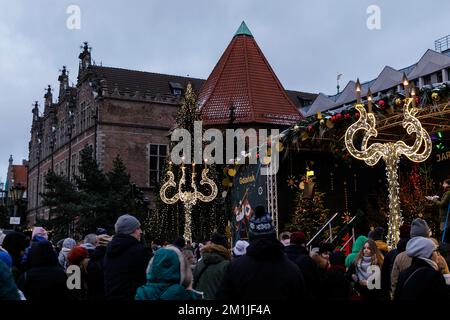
top-left (151, 83), bottom-right (225, 243)
top-left (287, 182), bottom-right (331, 241)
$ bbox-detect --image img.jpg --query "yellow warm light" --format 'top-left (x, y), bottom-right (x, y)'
top-left (345, 99), bottom-right (432, 249)
top-left (160, 164), bottom-right (218, 242)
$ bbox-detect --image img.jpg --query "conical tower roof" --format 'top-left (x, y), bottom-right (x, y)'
top-left (198, 21), bottom-right (301, 126)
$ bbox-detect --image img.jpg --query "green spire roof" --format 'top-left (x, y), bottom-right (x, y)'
top-left (234, 21), bottom-right (253, 37)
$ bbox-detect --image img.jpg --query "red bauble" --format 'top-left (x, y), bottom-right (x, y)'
top-left (337, 113), bottom-right (343, 120)
top-left (344, 113), bottom-right (351, 120)
top-left (331, 115), bottom-right (337, 122)
top-left (355, 112), bottom-right (360, 119)
top-left (307, 125), bottom-right (314, 133)
top-left (378, 100), bottom-right (385, 108)
top-left (414, 96), bottom-right (420, 105)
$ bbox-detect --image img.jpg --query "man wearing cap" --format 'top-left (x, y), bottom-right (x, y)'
top-left (285, 231), bottom-right (321, 300)
top-left (104, 214), bottom-right (152, 300)
top-left (391, 218), bottom-right (431, 295)
top-left (394, 236), bottom-right (449, 300)
top-left (216, 206), bottom-right (306, 300)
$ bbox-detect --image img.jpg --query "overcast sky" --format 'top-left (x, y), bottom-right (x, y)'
top-left (1, 0), bottom-right (450, 182)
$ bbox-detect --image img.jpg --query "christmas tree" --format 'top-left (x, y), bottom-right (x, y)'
top-left (287, 184), bottom-right (331, 241)
top-left (152, 83), bottom-right (225, 243)
top-left (40, 146), bottom-right (148, 240)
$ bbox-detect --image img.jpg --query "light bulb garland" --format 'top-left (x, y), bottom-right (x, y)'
top-left (160, 162), bottom-right (218, 243)
top-left (344, 97), bottom-right (432, 249)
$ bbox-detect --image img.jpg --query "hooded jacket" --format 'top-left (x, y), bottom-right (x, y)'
top-left (216, 238), bottom-right (306, 300)
top-left (345, 236), bottom-right (368, 269)
top-left (135, 246), bottom-right (196, 300)
top-left (193, 244), bottom-right (230, 299)
top-left (17, 241), bottom-right (70, 301)
top-left (104, 234), bottom-right (152, 300)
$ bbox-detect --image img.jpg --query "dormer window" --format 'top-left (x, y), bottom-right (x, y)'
top-left (169, 82), bottom-right (183, 96)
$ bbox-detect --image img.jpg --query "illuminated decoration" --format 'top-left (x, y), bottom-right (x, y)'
top-left (345, 76), bottom-right (432, 249)
top-left (160, 161), bottom-right (218, 243)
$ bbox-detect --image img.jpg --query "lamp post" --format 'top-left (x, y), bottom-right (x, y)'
top-left (10, 183), bottom-right (25, 230)
top-left (345, 76), bottom-right (432, 249)
top-left (160, 160), bottom-right (218, 243)
top-left (0, 182), bottom-right (5, 206)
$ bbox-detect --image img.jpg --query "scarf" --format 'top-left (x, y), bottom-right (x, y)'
top-left (356, 256), bottom-right (373, 281)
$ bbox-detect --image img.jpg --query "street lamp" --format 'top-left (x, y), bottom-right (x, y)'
top-left (10, 183), bottom-right (25, 230)
top-left (0, 182), bottom-right (5, 206)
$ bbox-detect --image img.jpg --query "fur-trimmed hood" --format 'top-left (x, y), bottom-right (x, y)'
top-left (201, 244), bottom-right (231, 264)
top-left (145, 245), bottom-right (192, 288)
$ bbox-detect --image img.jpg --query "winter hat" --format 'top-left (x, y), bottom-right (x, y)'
top-left (399, 224), bottom-right (411, 239)
top-left (319, 242), bottom-right (335, 254)
top-left (32, 227), bottom-right (48, 240)
top-left (96, 228), bottom-right (108, 235)
top-left (410, 218), bottom-right (431, 238)
top-left (290, 231), bottom-right (307, 246)
top-left (173, 237), bottom-right (186, 250)
top-left (67, 246), bottom-right (89, 265)
top-left (406, 236), bottom-right (436, 259)
top-left (233, 240), bottom-right (249, 257)
top-left (329, 251), bottom-right (346, 266)
top-left (97, 234), bottom-right (112, 247)
top-left (368, 227), bottom-right (384, 241)
top-left (0, 248), bottom-right (12, 269)
top-left (248, 206), bottom-right (276, 242)
top-left (211, 232), bottom-right (228, 249)
top-left (62, 238), bottom-right (76, 250)
top-left (114, 214), bottom-right (141, 235)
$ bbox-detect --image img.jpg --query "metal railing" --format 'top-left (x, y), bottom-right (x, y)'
top-left (435, 35), bottom-right (450, 53)
top-left (306, 213), bottom-right (357, 253)
top-left (306, 212), bottom-right (339, 252)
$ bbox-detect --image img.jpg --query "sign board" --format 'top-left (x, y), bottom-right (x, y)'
top-left (230, 164), bottom-right (267, 244)
top-left (10, 217), bottom-right (21, 225)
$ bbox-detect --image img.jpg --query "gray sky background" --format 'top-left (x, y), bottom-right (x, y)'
top-left (1, 0), bottom-right (450, 182)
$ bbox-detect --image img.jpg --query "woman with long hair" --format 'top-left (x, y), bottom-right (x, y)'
top-left (347, 239), bottom-right (385, 300)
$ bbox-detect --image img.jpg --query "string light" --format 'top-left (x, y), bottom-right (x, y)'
top-left (160, 162), bottom-right (218, 242)
top-left (345, 96), bottom-right (432, 249)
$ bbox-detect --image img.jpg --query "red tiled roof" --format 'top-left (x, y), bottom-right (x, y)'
top-left (198, 28), bottom-right (303, 126)
top-left (12, 165), bottom-right (28, 188)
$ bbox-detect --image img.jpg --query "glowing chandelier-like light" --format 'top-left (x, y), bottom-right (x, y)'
top-left (160, 160), bottom-right (218, 243)
top-left (345, 76), bottom-right (432, 249)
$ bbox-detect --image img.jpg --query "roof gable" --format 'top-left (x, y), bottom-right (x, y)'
top-left (407, 49), bottom-right (450, 79)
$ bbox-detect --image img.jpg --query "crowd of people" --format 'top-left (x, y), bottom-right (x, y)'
top-left (1, 207), bottom-right (449, 301)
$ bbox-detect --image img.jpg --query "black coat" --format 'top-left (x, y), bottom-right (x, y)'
top-left (284, 244), bottom-right (321, 300)
top-left (319, 265), bottom-right (352, 300)
top-left (17, 241), bottom-right (70, 301)
top-left (103, 234), bottom-right (152, 300)
top-left (85, 246), bottom-right (108, 300)
top-left (216, 238), bottom-right (306, 300)
top-left (394, 257), bottom-right (450, 300)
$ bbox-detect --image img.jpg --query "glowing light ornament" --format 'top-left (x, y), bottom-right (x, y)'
top-left (160, 159), bottom-right (218, 243)
top-left (344, 77), bottom-right (432, 249)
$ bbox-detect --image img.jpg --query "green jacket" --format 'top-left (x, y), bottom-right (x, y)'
top-left (345, 236), bottom-right (368, 269)
top-left (135, 247), bottom-right (196, 300)
top-left (193, 244), bottom-right (230, 300)
top-left (435, 190), bottom-right (450, 222)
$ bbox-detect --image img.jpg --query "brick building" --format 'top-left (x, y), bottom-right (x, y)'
top-left (27, 23), bottom-right (316, 227)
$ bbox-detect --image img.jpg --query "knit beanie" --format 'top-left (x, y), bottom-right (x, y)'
top-left (248, 206), bottom-right (276, 242)
top-left (32, 227), bottom-right (48, 240)
top-left (233, 240), bottom-right (249, 257)
top-left (62, 238), bottom-right (77, 250)
top-left (114, 214), bottom-right (141, 235)
top-left (410, 218), bottom-right (431, 238)
top-left (67, 246), bottom-right (89, 265)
